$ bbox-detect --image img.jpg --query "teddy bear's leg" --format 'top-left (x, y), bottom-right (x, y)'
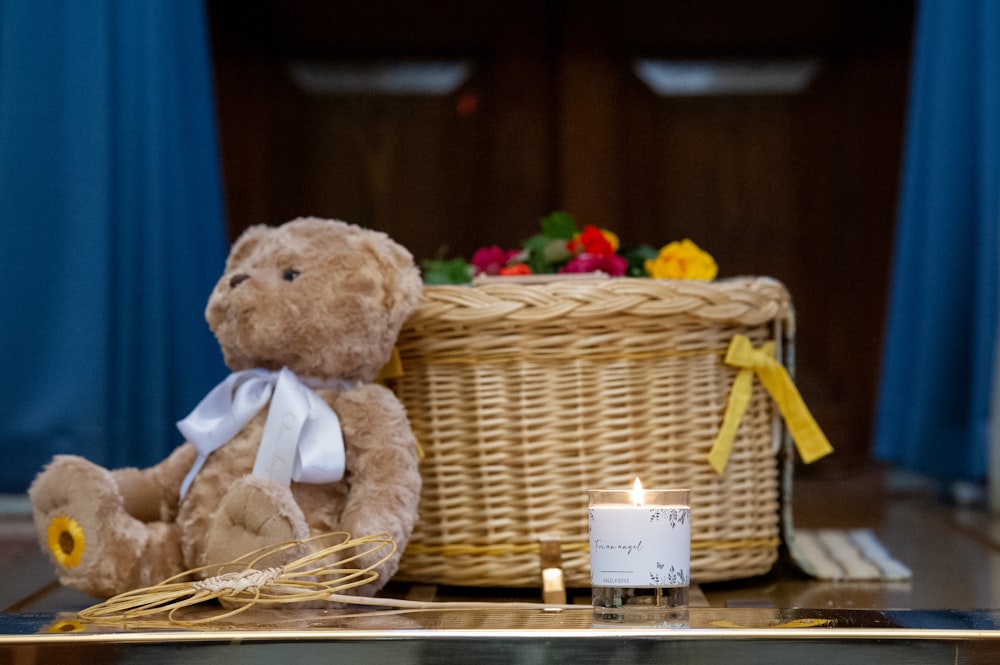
top-left (330, 385), bottom-right (422, 596)
top-left (28, 455), bottom-right (186, 598)
top-left (203, 475), bottom-right (311, 572)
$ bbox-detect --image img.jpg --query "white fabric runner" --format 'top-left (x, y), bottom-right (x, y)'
top-left (176, 367), bottom-right (347, 499)
top-left (794, 529), bottom-right (911, 581)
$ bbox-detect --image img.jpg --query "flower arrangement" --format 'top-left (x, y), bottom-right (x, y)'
top-left (422, 211), bottom-right (717, 284)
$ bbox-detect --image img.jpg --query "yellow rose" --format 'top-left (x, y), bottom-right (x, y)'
top-left (645, 239), bottom-right (718, 280)
top-left (600, 228), bottom-right (620, 253)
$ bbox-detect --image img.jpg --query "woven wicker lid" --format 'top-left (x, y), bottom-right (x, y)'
top-left (406, 276), bottom-right (792, 328)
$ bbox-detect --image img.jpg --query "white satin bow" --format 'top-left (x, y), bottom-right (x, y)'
top-left (177, 368), bottom-right (347, 500)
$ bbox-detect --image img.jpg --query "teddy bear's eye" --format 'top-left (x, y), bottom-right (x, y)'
top-left (283, 269), bottom-right (301, 282)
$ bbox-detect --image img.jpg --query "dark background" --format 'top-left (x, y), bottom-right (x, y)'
top-left (206, 0), bottom-right (916, 471)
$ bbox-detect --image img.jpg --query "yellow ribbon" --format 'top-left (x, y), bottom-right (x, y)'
top-left (376, 347), bottom-right (404, 382)
top-left (708, 334), bottom-right (833, 474)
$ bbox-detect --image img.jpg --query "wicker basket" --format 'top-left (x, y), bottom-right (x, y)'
top-left (391, 276), bottom-right (793, 587)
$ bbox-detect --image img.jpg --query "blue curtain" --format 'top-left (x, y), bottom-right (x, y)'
top-left (0, 1), bottom-right (228, 491)
top-left (874, 0), bottom-right (1000, 482)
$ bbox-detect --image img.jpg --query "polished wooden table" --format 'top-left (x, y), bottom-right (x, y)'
top-left (2, 606), bottom-right (1000, 664)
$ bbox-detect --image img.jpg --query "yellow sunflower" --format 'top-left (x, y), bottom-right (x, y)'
top-left (47, 515), bottom-right (86, 569)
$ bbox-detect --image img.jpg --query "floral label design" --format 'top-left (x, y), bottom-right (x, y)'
top-left (650, 565), bottom-right (690, 586)
top-left (589, 505), bottom-right (690, 588)
top-left (649, 507), bottom-right (688, 528)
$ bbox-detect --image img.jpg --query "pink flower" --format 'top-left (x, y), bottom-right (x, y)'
top-left (471, 246), bottom-right (519, 275)
top-left (560, 253), bottom-right (628, 276)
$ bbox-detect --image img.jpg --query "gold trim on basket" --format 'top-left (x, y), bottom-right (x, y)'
top-left (403, 538), bottom-right (782, 558)
top-left (408, 347), bottom-right (724, 366)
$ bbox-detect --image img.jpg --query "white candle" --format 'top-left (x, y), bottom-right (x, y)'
top-left (588, 479), bottom-right (690, 588)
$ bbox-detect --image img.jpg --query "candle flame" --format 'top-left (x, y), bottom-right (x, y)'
top-left (631, 477), bottom-right (644, 506)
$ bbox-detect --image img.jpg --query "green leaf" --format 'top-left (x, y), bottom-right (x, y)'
top-left (522, 234), bottom-right (573, 273)
top-left (621, 244), bottom-right (659, 277)
top-left (522, 233), bottom-right (550, 273)
top-left (542, 238), bottom-right (572, 264)
top-left (539, 211), bottom-right (578, 239)
top-left (522, 232), bottom-right (550, 255)
top-left (421, 258), bottom-right (473, 285)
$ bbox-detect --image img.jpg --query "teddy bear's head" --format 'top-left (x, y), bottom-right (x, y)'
top-left (206, 217), bottom-right (423, 383)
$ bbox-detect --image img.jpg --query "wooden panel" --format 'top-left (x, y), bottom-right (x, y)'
top-left (621, 92), bottom-right (799, 278)
top-left (208, 0), bottom-right (914, 467)
top-left (789, 46), bottom-right (911, 464)
top-left (614, 65), bottom-right (909, 465)
top-left (210, 1), bottom-right (554, 261)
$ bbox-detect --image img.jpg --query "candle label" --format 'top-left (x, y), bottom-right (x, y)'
top-left (588, 506), bottom-right (691, 588)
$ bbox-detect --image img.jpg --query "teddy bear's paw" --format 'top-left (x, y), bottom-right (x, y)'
top-left (204, 475), bottom-right (311, 571)
top-left (28, 455), bottom-right (148, 596)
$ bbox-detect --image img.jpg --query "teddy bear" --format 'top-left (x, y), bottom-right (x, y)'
top-left (28, 217), bottom-right (424, 600)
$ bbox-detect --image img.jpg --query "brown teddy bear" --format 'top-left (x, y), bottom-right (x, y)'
top-left (28, 217), bottom-right (424, 599)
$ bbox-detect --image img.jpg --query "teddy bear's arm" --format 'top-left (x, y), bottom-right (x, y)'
top-left (112, 443), bottom-right (198, 523)
top-left (333, 384), bottom-right (422, 556)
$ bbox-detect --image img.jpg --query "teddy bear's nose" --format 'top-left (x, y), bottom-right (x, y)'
top-left (229, 273), bottom-right (250, 289)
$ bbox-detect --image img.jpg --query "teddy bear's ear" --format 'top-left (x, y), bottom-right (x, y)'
top-left (226, 224), bottom-right (271, 271)
top-left (375, 239), bottom-right (424, 330)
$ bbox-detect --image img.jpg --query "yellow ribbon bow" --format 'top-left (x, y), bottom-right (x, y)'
top-left (707, 334), bottom-right (833, 474)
